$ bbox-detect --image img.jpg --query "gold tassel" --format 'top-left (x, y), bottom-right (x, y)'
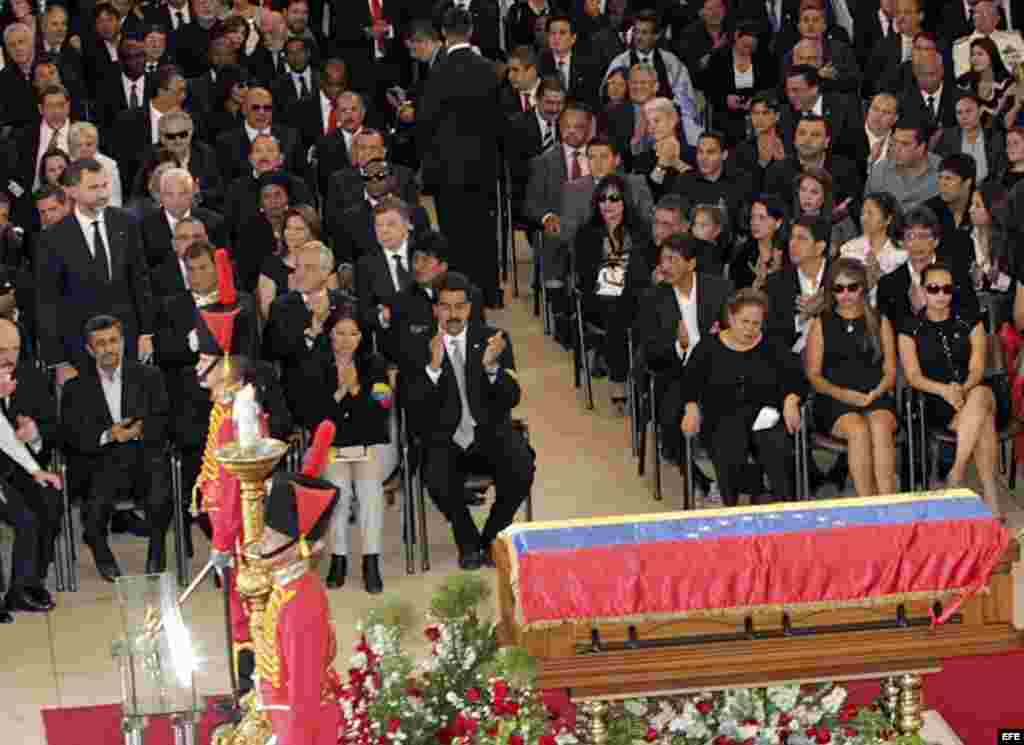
top-left (299, 536), bottom-right (310, 559)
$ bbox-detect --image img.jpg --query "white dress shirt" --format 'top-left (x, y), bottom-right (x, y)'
top-left (98, 152), bottom-right (124, 207)
top-left (920, 83), bottom-right (943, 117)
top-left (149, 104), bottom-right (164, 144)
top-left (122, 73), bottom-right (143, 106)
top-left (384, 240), bottom-right (409, 291)
top-left (0, 401), bottom-right (42, 475)
top-left (98, 364), bottom-right (124, 444)
top-left (865, 126), bottom-right (891, 168)
top-left (245, 122), bottom-right (271, 142)
top-left (320, 90), bottom-right (333, 133)
top-left (105, 40), bottom-right (119, 62)
top-left (673, 279), bottom-right (700, 363)
top-left (74, 207), bottom-right (113, 271)
top-left (878, 9), bottom-right (892, 36)
top-left (169, 4), bottom-right (190, 30)
top-left (794, 260), bottom-right (826, 352)
top-left (292, 68), bottom-right (312, 99)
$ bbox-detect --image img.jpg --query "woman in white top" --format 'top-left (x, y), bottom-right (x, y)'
top-left (838, 191), bottom-right (907, 302)
top-left (68, 122), bottom-right (123, 207)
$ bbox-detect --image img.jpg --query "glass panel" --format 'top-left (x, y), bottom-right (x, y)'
top-left (112, 573), bottom-right (200, 718)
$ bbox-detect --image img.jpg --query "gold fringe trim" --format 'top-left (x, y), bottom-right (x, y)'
top-left (517, 586), bottom-right (988, 631)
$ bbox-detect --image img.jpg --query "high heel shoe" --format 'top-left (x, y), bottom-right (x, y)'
top-left (326, 555), bottom-right (347, 588)
top-left (362, 554), bottom-right (383, 594)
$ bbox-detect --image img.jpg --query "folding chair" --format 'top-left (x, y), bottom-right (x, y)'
top-left (169, 445), bottom-right (190, 588)
top-left (795, 395), bottom-right (850, 501)
top-left (50, 367), bottom-right (78, 592)
top-left (398, 406), bottom-right (417, 576)
top-left (414, 418), bottom-right (534, 572)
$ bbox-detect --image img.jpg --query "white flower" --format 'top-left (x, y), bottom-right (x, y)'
top-left (624, 700), bottom-right (647, 717)
top-left (446, 691), bottom-right (460, 705)
top-left (350, 652), bottom-right (368, 669)
top-left (767, 685), bottom-right (800, 711)
top-left (737, 724), bottom-right (759, 740)
top-left (555, 733), bottom-right (578, 745)
top-left (821, 687), bottom-right (847, 714)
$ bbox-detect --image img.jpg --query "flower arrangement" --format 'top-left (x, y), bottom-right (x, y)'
top-left (336, 576), bottom-right (927, 745)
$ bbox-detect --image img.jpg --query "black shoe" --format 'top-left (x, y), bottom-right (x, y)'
top-left (110, 509), bottom-right (150, 538)
top-left (326, 555), bottom-right (347, 589)
top-left (86, 539), bottom-right (122, 583)
top-left (5, 588), bottom-right (50, 612)
top-left (23, 586), bottom-right (55, 610)
top-left (458, 548), bottom-right (483, 571)
top-left (0, 609), bottom-right (11, 624)
top-left (362, 554), bottom-right (383, 594)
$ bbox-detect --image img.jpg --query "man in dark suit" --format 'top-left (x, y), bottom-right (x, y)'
top-left (877, 206), bottom-right (979, 329)
top-left (765, 215), bottom-right (830, 351)
top-left (324, 0), bottom-right (404, 95)
top-left (636, 234), bottom-right (734, 463)
top-left (34, 159), bottom-right (157, 383)
top-left (337, 160), bottom-right (430, 254)
top-left (61, 315), bottom-right (172, 580)
top-left (405, 271), bottom-right (535, 569)
top-left (0, 23), bottom-right (41, 130)
top-left (141, 167), bottom-right (225, 268)
top-left (263, 241), bottom-right (350, 428)
top-left (271, 36), bottom-right (319, 114)
top-left (778, 65), bottom-right (863, 161)
top-left (152, 215), bottom-right (208, 297)
top-left (154, 240), bottom-right (260, 549)
top-left (215, 86), bottom-right (306, 183)
top-left (291, 57), bottom-right (348, 157)
top-left (185, 33), bottom-right (237, 116)
top-left (310, 86), bottom-right (366, 198)
top-left (173, 8), bottom-right (215, 80)
top-left (865, 0), bottom-right (923, 96)
top-left (15, 84), bottom-right (74, 195)
top-left (670, 131), bottom-right (756, 240)
top-left (417, 9), bottom-right (503, 306)
top-left (82, 4), bottom-right (124, 97)
top-left (899, 49), bottom-right (957, 130)
top-left (94, 36), bottom-right (150, 136)
top-left (39, 5), bottom-right (87, 93)
top-left (0, 318), bottom-right (63, 616)
top-left (537, 14), bottom-right (602, 108)
top-left (406, 19), bottom-right (447, 106)
top-left (141, 110), bottom-right (224, 210)
top-left (433, 0), bottom-right (502, 60)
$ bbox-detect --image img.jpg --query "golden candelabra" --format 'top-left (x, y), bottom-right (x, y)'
top-left (210, 438), bottom-right (289, 745)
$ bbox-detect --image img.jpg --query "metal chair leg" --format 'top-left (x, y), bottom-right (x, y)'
top-left (683, 434), bottom-right (694, 511)
top-left (651, 376), bottom-right (662, 501)
top-left (417, 465), bottom-right (430, 573)
top-left (576, 292), bottom-right (594, 410)
top-left (171, 452), bottom-right (190, 588)
top-left (56, 452), bottom-right (78, 592)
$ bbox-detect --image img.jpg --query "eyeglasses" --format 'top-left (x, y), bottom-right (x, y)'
top-left (162, 130), bottom-right (191, 140)
top-left (924, 283), bottom-right (954, 295)
top-left (832, 281), bottom-right (861, 294)
top-left (362, 170), bottom-right (392, 181)
top-left (599, 193), bottom-right (623, 203)
top-left (903, 230), bottom-right (934, 241)
top-left (249, 104), bottom-right (274, 113)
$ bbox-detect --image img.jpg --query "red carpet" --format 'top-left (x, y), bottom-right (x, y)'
top-left (41, 697), bottom-right (235, 745)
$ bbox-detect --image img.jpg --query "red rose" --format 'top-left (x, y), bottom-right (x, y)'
top-left (504, 702), bottom-right (520, 716)
top-left (492, 680), bottom-right (509, 703)
top-left (406, 685), bottom-right (423, 698)
top-left (777, 713), bottom-right (791, 726)
top-left (437, 725), bottom-right (455, 745)
top-left (539, 735), bottom-right (557, 745)
top-left (815, 726), bottom-right (831, 744)
top-left (487, 726), bottom-right (498, 737)
top-left (805, 727), bottom-right (817, 738)
top-left (425, 626), bottom-right (441, 642)
top-left (843, 727), bottom-right (858, 737)
top-left (509, 736), bottom-right (524, 745)
top-left (697, 701), bottom-right (714, 715)
top-left (388, 719), bottom-right (401, 733)
top-left (466, 688), bottom-right (482, 703)
top-left (838, 704), bottom-right (858, 722)
top-left (743, 719), bottom-right (759, 726)
top-left (645, 726), bottom-right (658, 742)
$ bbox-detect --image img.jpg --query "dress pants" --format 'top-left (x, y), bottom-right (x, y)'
top-left (703, 411), bottom-right (795, 506)
top-left (435, 185), bottom-right (500, 306)
top-left (422, 423), bottom-right (536, 553)
top-left (324, 445), bottom-right (385, 556)
top-left (0, 469), bottom-right (61, 589)
top-left (82, 443), bottom-right (173, 548)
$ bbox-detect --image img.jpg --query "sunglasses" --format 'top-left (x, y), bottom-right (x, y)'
top-left (832, 281), bottom-right (861, 294)
top-left (924, 283), bottom-right (954, 295)
top-left (599, 193), bottom-right (623, 203)
top-left (249, 104), bottom-right (274, 113)
top-left (903, 230), bottom-right (934, 241)
top-left (162, 130), bottom-right (191, 140)
top-left (363, 170), bottom-right (392, 181)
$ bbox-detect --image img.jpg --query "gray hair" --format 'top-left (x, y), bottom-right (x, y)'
top-left (68, 121), bottom-right (99, 155)
top-left (643, 96), bottom-right (677, 119)
top-left (159, 167), bottom-right (195, 192)
top-left (300, 240), bottom-right (335, 272)
top-left (159, 110), bottom-right (193, 135)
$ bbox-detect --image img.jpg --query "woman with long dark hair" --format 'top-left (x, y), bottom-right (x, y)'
top-left (793, 167), bottom-right (856, 252)
top-left (574, 174), bottom-right (648, 408)
top-left (302, 302), bottom-right (394, 594)
top-left (729, 194), bottom-right (788, 290)
top-left (257, 205), bottom-right (324, 319)
top-left (957, 37), bottom-right (1014, 125)
top-left (805, 258), bottom-right (899, 496)
top-left (838, 191), bottom-right (906, 302)
top-left (198, 65), bottom-right (249, 146)
top-left (969, 182), bottom-right (1017, 327)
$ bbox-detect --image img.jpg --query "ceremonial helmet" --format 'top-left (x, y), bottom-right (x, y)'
top-left (195, 247), bottom-right (257, 370)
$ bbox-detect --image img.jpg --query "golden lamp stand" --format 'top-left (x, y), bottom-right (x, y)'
top-left (210, 439), bottom-right (288, 745)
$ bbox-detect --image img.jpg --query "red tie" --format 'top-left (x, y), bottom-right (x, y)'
top-left (328, 101), bottom-right (339, 133)
top-left (370, 0), bottom-right (383, 22)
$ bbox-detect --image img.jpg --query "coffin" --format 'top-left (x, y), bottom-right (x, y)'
top-left (494, 490), bottom-right (1023, 698)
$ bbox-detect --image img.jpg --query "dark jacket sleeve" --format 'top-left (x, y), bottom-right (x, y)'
top-left (681, 337), bottom-right (711, 405)
top-left (34, 228), bottom-right (64, 366)
top-left (60, 378), bottom-right (106, 455)
top-left (125, 218), bottom-right (157, 335)
top-left (155, 298), bottom-right (197, 367)
top-left (256, 363), bottom-right (294, 440)
top-left (486, 333), bottom-right (521, 412)
top-left (263, 297), bottom-right (310, 364)
top-left (140, 364), bottom-right (170, 447)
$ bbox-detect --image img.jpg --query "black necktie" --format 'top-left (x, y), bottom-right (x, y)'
top-left (1, 397), bottom-right (10, 420)
top-left (129, 81), bottom-right (140, 109)
top-left (391, 253), bottom-right (411, 289)
top-left (93, 220), bottom-right (111, 281)
top-left (298, 74), bottom-right (310, 99)
top-left (926, 95), bottom-right (936, 119)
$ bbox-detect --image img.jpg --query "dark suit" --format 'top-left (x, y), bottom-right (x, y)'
top-left (636, 276), bottom-right (734, 458)
top-left (765, 264), bottom-right (825, 349)
top-left (0, 65), bottom-right (38, 130)
top-left (326, 0), bottom-right (404, 94)
top-left (537, 49), bottom-right (602, 108)
top-left (900, 81), bottom-right (958, 130)
top-left (222, 170), bottom-right (314, 245)
top-left (405, 323), bottom-right (534, 555)
top-left (932, 126), bottom-right (1008, 183)
top-left (271, 67), bottom-right (321, 114)
top-left (109, 106), bottom-right (160, 191)
top-left (433, 0), bottom-right (502, 59)
top-left (261, 289), bottom-right (350, 428)
top-left (35, 209), bottom-right (156, 369)
top-left (877, 252), bottom-right (979, 330)
top-left (777, 93), bottom-right (864, 162)
top-left (139, 206), bottom-right (226, 269)
top-left (0, 362), bottom-right (62, 592)
top-left (130, 141), bottom-right (224, 208)
top-left (83, 38), bottom-right (121, 99)
top-left (95, 71), bottom-right (150, 136)
top-left (417, 45), bottom-right (503, 304)
top-left (762, 154), bottom-right (864, 224)
top-left (174, 21), bottom-right (213, 79)
top-left (14, 119), bottom-right (77, 194)
top-left (324, 164), bottom-right (419, 242)
top-left (186, 69), bottom-right (218, 116)
top-left (338, 200), bottom-right (430, 264)
top-left (703, 47), bottom-right (777, 145)
top-left (60, 360), bottom-right (172, 556)
top-left (215, 124), bottom-right (306, 184)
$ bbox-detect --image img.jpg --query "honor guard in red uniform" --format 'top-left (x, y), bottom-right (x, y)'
top-left (191, 248), bottom-right (261, 690)
top-left (253, 421), bottom-right (343, 745)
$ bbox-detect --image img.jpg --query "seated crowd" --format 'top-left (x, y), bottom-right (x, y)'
top-left (1, 0), bottom-right (1023, 624)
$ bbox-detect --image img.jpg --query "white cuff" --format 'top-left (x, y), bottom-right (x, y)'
top-left (425, 365), bottom-right (442, 384)
top-left (187, 329), bottom-right (199, 353)
top-left (100, 429), bottom-right (112, 447)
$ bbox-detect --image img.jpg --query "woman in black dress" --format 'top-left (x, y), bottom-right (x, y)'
top-left (302, 303), bottom-right (394, 593)
top-left (681, 288), bottom-right (807, 505)
top-left (805, 258), bottom-right (898, 496)
top-left (897, 263), bottom-right (1002, 513)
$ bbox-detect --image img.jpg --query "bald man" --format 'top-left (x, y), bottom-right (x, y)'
top-left (215, 87), bottom-right (305, 182)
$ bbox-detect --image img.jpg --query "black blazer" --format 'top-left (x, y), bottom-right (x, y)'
top-left (215, 124), bottom-right (305, 184)
top-left (764, 265), bottom-right (809, 349)
top-left (324, 166), bottom-right (420, 244)
top-left (877, 257), bottom-right (980, 331)
top-left (390, 282), bottom-right (488, 377)
top-left (109, 106), bottom-right (159, 192)
top-left (34, 209), bottom-right (156, 367)
top-left (60, 360), bottom-right (169, 457)
top-left (636, 276), bottom-right (735, 377)
top-left (0, 361), bottom-right (58, 481)
top-left (139, 206), bottom-right (226, 269)
top-left (536, 48), bottom-right (602, 108)
top-left (154, 289), bottom-right (260, 447)
top-left (271, 68), bottom-right (321, 114)
top-left (174, 21), bottom-right (213, 79)
top-left (432, 0), bottom-right (502, 59)
top-left (0, 66), bottom-right (37, 130)
top-left (261, 288), bottom-right (351, 427)
top-left (338, 201), bottom-right (431, 265)
top-left (703, 48), bottom-right (776, 143)
top-left (417, 46), bottom-right (503, 190)
top-left (900, 80), bottom-right (958, 130)
top-left (130, 141), bottom-right (224, 208)
top-left (404, 322), bottom-right (521, 443)
top-left (223, 170), bottom-right (315, 242)
top-left (777, 92), bottom-right (864, 161)
top-left (297, 348), bottom-right (393, 444)
top-left (95, 71), bottom-right (150, 136)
